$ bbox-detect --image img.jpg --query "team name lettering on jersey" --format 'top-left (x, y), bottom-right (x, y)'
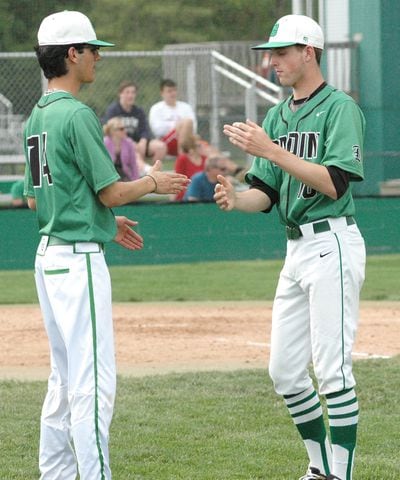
top-left (274, 132), bottom-right (320, 159)
top-left (273, 132), bottom-right (320, 200)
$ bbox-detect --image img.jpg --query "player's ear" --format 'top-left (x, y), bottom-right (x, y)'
top-left (304, 45), bottom-right (315, 63)
top-left (66, 46), bottom-right (80, 64)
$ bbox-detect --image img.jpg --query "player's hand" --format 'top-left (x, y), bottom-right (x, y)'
top-left (214, 175), bottom-right (236, 211)
top-left (223, 119), bottom-right (276, 158)
top-left (149, 160), bottom-right (190, 195)
top-left (114, 216), bottom-right (144, 251)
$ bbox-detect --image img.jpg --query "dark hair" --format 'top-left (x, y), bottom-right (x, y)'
top-left (160, 78), bottom-right (176, 90)
top-left (314, 48), bottom-right (323, 65)
top-left (118, 80), bottom-right (138, 94)
top-left (295, 44), bottom-right (323, 65)
top-left (34, 43), bottom-right (87, 79)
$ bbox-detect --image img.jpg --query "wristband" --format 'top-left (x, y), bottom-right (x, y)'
top-left (144, 174), bottom-right (157, 193)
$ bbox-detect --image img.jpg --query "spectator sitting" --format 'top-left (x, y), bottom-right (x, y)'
top-left (174, 134), bottom-right (207, 201)
top-left (218, 155), bottom-right (246, 183)
top-left (102, 80), bottom-right (166, 165)
top-left (149, 78), bottom-right (196, 157)
top-left (103, 117), bottom-right (140, 181)
top-left (10, 179), bottom-right (27, 207)
top-left (184, 156), bottom-right (228, 202)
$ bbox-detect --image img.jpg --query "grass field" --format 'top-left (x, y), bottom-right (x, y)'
top-left (0, 254), bottom-right (399, 304)
top-left (0, 255), bottom-right (399, 479)
top-left (0, 359), bottom-right (399, 479)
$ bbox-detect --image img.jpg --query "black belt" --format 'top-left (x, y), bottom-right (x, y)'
top-left (286, 216), bottom-right (355, 240)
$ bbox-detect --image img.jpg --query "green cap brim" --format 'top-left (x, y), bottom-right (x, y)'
top-left (87, 39), bottom-right (115, 47)
top-left (251, 41), bottom-right (296, 50)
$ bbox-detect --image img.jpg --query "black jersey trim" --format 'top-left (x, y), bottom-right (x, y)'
top-left (279, 108), bottom-right (289, 128)
top-left (295, 90), bottom-right (334, 128)
top-left (327, 166), bottom-right (350, 199)
top-left (291, 81), bottom-right (327, 106)
top-left (249, 175), bottom-right (278, 213)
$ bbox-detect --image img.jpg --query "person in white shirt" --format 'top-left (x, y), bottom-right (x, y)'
top-left (149, 78), bottom-right (197, 156)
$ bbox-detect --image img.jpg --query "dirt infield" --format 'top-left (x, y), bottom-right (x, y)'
top-left (0, 301), bottom-right (399, 380)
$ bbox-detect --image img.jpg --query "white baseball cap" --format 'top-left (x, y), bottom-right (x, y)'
top-left (37, 10), bottom-right (114, 47)
top-left (252, 14), bottom-right (324, 50)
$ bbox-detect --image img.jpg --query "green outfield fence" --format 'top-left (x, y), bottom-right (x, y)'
top-left (0, 197), bottom-right (399, 270)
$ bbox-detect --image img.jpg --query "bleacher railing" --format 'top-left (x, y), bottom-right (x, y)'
top-left (209, 50), bottom-right (284, 158)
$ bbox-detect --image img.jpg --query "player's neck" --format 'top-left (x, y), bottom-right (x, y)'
top-left (292, 71), bottom-right (325, 101)
top-left (47, 76), bottom-right (81, 97)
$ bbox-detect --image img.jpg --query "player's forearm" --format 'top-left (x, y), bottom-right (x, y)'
top-left (268, 146), bottom-right (337, 199)
top-left (233, 188), bottom-right (271, 212)
top-left (99, 177), bottom-right (156, 208)
top-left (224, 121), bottom-right (337, 199)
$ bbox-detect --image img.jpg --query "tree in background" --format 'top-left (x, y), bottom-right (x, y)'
top-left (0, 0), bottom-right (289, 51)
top-left (93, 0), bottom-right (290, 49)
top-left (0, 0), bottom-right (95, 51)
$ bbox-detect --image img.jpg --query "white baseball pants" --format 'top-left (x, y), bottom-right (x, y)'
top-left (269, 217), bottom-right (366, 396)
top-left (34, 239), bottom-right (116, 480)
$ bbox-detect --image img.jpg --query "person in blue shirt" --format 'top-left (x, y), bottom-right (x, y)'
top-left (184, 156), bottom-right (228, 202)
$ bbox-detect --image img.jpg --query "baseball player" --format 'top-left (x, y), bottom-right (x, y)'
top-left (214, 14), bottom-right (365, 480)
top-left (24, 11), bottom-right (188, 480)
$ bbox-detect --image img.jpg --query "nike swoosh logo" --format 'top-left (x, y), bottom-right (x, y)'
top-left (320, 251), bottom-right (333, 258)
top-left (316, 111), bottom-right (326, 117)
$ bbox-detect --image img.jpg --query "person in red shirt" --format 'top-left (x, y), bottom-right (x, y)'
top-left (174, 135), bottom-right (207, 201)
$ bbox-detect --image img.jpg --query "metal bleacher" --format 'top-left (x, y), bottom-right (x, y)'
top-left (0, 94), bottom-right (25, 160)
top-left (0, 93), bottom-right (25, 204)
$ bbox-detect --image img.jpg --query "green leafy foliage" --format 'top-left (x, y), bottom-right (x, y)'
top-left (0, 0), bottom-right (290, 52)
top-left (0, 0), bottom-right (94, 51)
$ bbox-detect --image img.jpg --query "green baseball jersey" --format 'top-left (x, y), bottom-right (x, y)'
top-left (246, 84), bottom-right (365, 227)
top-left (24, 91), bottom-right (120, 243)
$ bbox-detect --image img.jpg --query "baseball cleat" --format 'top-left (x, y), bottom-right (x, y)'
top-left (298, 466), bottom-right (329, 480)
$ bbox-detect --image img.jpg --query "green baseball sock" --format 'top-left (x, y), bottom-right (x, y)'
top-left (284, 386), bottom-right (332, 475)
top-left (326, 388), bottom-right (359, 480)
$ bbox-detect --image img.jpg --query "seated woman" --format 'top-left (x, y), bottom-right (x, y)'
top-left (103, 117), bottom-right (140, 181)
top-left (174, 135), bottom-right (207, 201)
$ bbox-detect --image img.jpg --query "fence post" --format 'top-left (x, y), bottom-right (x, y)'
top-left (210, 52), bottom-right (220, 149)
top-left (245, 81), bottom-right (257, 122)
top-left (245, 80), bottom-right (257, 164)
top-left (186, 59), bottom-right (197, 113)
